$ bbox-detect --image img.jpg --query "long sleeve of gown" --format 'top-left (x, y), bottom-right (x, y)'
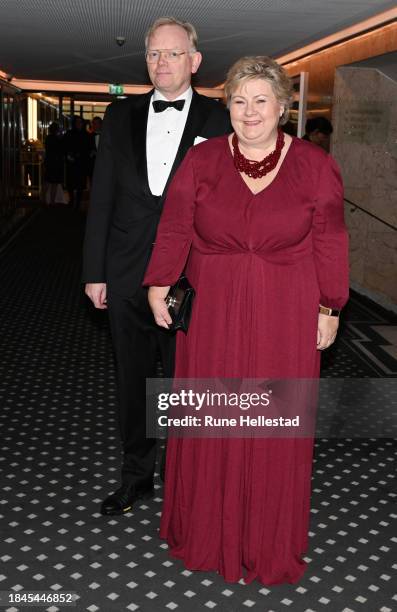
top-left (143, 148), bottom-right (197, 287)
top-left (312, 155), bottom-right (349, 310)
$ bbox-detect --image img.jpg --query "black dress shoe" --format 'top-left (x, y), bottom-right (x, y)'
top-left (100, 484), bottom-right (154, 516)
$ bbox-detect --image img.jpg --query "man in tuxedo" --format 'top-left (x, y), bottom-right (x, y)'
top-left (82, 17), bottom-right (231, 515)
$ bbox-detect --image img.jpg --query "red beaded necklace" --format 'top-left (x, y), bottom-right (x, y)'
top-left (232, 129), bottom-right (285, 178)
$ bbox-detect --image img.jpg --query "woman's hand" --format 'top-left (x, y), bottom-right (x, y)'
top-left (317, 313), bottom-right (339, 350)
top-left (148, 286), bottom-right (172, 329)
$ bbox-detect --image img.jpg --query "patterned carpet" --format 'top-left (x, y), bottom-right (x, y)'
top-left (0, 208), bottom-right (396, 612)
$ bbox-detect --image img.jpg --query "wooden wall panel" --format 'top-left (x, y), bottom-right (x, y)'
top-left (283, 23), bottom-right (397, 107)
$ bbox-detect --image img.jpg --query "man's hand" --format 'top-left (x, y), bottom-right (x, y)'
top-left (85, 283), bottom-right (107, 309)
top-left (148, 286), bottom-right (172, 329)
top-left (317, 313), bottom-right (339, 350)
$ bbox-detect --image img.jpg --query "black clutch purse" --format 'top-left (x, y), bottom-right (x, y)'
top-left (165, 275), bottom-right (195, 333)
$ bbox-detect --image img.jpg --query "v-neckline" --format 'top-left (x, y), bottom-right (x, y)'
top-left (226, 134), bottom-right (295, 197)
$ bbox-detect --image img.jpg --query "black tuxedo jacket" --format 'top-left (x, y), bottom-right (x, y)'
top-left (82, 89), bottom-right (231, 297)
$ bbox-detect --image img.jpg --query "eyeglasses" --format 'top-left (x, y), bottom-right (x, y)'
top-left (145, 49), bottom-right (192, 63)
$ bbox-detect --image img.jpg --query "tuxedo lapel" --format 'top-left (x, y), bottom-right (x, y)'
top-left (130, 90), bottom-right (153, 198)
top-left (162, 90), bottom-right (211, 197)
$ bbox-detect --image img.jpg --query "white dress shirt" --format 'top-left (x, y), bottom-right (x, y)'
top-left (146, 86), bottom-right (193, 196)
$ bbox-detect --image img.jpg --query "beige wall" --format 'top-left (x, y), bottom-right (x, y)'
top-left (332, 65), bottom-right (397, 305)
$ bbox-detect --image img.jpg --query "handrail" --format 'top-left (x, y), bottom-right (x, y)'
top-left (344, 197), bottom-right (397, 232)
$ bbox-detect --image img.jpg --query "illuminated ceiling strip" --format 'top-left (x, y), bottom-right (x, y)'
top-left (29, 92), bottom-right (112, 108)
top-left (276, 7), bottom-right (396, 64)
top-left (11, 80), bottom-right (150, 94)
top-left (282, 21), bottom-right (396, 76)
top-left (9, 78), bottom-right (224, 98)
top-left (214, 7), bottom-right (397, 88)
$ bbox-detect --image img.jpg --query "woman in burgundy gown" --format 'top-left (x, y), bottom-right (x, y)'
top-left (144, 57), bottom-right (349, 585)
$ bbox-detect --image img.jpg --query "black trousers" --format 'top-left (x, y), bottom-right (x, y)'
top-left (107, 288), bottom-right (175, 488)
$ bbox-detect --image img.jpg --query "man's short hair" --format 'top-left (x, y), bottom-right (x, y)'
top-left (145, 16), bottom-right (198, 51)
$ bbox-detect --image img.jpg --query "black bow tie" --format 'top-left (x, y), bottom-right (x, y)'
top-left (152, 99), bottom-right (185, 113)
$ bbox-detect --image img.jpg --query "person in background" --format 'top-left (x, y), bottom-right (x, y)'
top-left (145, 56), bottom-right (349, 585)
top-left (303, 116), bottom-right (333, 151)
top-left (43, 122), bottom-right (64, 205)
top-left (281, 119), bottom-right (296, 136)
top-left (63, 115), bottom-right (90, 210)
top-left (88, 116), bottom-right (103, 184)
top-left (82, 17), bottom-right (231, 516)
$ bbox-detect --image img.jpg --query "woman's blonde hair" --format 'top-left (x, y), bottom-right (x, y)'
top-left (224, 56), bottom-right (293, 125)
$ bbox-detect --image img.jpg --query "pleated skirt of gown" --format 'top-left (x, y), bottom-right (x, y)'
top-left (159, 249), bottom-right (320, 585)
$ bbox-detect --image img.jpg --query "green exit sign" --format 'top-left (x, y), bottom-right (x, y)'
top-left (109, 84), bottom-right (124, 95)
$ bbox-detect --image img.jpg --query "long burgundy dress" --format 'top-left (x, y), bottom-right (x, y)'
top-left (144, 135), bottom-right (349, 585)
